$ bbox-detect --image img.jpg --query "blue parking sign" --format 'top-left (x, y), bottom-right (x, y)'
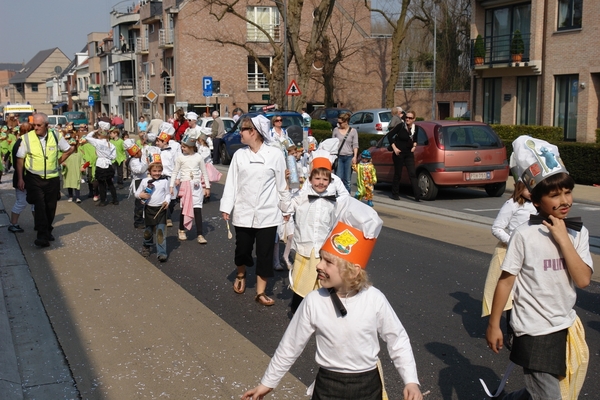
top-left (203, 76), bottom-right (213, 97)
top-left (88, 96), bottom-right (94, 107)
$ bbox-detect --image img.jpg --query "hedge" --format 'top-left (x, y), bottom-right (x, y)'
top-left (596, 128), bottom-right (600, 144)
top-left (491, 124), bottom-right (563, 144)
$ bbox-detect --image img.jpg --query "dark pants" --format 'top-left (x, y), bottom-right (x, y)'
top-left (179, 207), bottom-right (203, 236)
top-left (67, 188), bottom-right (81, 199)
top-left (234, 226), bottom-right (277, 278)
top-left (312, 367), bottom-right (382, 400)
top-left (113, 161), bottom-right (124, 185)
top-left (212, 137), bottom-right (222, 164)
top-left (392, 152), bottom-right (421, 200)
top-left (25, 174), bottom-right (60, 241)
top-left (134, 179), bottom-right (145, 227)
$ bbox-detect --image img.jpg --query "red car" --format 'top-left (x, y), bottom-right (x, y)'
top-left (368, 120), bottom-right (509, 200)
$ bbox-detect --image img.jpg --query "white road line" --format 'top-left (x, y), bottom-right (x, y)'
top-left (463, 208), bottom-right (501, 212)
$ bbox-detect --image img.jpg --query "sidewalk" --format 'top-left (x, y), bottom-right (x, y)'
top-left (1, 174), bottom-right (598, 398)
top-left (0, 190), bottom-right (307, 399)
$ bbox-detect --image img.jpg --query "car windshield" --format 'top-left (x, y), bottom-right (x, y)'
top-left (326, 109), bottom-right (350, 118)
top-left (378, 111), bottom-right (392, 122)
top-left (65, 112), bottom-right (86, 121)
top-left (443, 125), bottom-right (502, 148)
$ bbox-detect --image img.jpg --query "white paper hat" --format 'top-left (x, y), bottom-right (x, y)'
top-left (316, 138), bottom-right (340, 164)
top-left (185, 111), bottom-right (198, 121)
top-left (511, 135), bottom-right (568, 191)
top-left (159, 122), bottom-right (175, 136)
top-left (98, 121), bottom-right (110, 131)
top-left (250, 115), bottom-right (272, 143)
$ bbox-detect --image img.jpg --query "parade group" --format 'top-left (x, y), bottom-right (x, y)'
top-left (0, 110), bottom-right (593, 400)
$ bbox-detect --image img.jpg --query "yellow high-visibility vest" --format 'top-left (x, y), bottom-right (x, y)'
top-left (23, 130), bottom-right (61, 178)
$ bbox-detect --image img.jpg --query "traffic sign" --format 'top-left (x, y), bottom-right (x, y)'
top-left (88, 96), bottom-right (94, 107)
top-left (203, 76), bottom-right (213, 97)
top-left (145, 90), bottom-right (158, 102)
top-left (286, 80), bottom-right (301, 96)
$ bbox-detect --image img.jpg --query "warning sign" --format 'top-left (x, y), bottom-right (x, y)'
top-left (286, 80), bottom-right (301, 96)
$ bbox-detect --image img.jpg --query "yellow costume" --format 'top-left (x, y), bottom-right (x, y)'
top-left (353, 161), bottom-right (377, 202)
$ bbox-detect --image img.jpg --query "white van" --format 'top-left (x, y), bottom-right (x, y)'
top-left (48, 115), bottom-right (68, 128)
top-left (1, 104), bottom-right (35, 123)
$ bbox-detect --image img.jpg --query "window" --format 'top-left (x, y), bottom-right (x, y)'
top-left (517, 76), bottom-right (537, 125)
top-left (453, 101), bottom-right (468, 117)
top-left (247, 6), bottom-right (280, 42)
top-left (248, 57), bottom-right (272, 91)
top-left (149, 24), bottom-right (155, 34)
top-left (485, 4), bottom-right (531, 63)
top-left (558, 0), bottom-right (582, 30)
top-left (483, 78), bottom-right (502, 124)
top-left (31, 83), bottom-right (39, 92)
top-left (554, 75), bottom-right (579, 140)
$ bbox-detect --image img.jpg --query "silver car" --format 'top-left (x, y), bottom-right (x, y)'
top-left (349, 108), bottom-right (392, 134)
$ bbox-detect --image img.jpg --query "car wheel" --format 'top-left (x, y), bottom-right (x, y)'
top-left (418, 171), bottom-right (438, 201)
top-left (220, 143), bottom-right (231, 165)
top-left (485, 182), bottom-right (506, 197)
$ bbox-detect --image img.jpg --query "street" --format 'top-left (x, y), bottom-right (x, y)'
top-left (68, 178), bottom-right (600, 399)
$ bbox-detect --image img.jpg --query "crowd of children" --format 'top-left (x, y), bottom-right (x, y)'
top-left (2, 112), bottom-right (595, 400)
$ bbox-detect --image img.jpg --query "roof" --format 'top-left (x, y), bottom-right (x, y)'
top-left (9, 48), bottom-right (69, 84)
top-left (0, 63), bottom-right (24, 71)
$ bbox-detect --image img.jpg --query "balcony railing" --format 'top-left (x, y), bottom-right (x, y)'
top-left (247, 24), bottom-right (282, 42)
top-left (162, 76), bottom-right (175, 95)
top-left (396, 72), bottom-right (434, 89)
top-left (159, 29), bottom-right (174, 48)
top-left (470, 32), bottom-right (531, 67)
top-left (247, 73), bottom-right (269, 91)
top-left (138, 79), bottom-right (150, 94)
top-left (136, 37), bottom-right (149, 54)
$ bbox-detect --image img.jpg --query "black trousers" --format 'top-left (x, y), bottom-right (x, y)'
top-left (312, 367), bottom-right (382, 400)
top-left (112, 161), bottom-right (124, 185)
top-left (212, 137), bottom-right (222, 164)
top-left (234, 226), bottom-right (277, 278)
top-left (133, 179), bottom-right (145, 227)
top-left (25, 174), bottom-right (60, 241)
top-left (179, 207), bottom-right (203, 235)
top-left (392, 152), bottom-right (421, 199)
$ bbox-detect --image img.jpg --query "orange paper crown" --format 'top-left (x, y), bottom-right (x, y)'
top-left (148, 153), bottom-right (162, 165)
top-left (157, 132), bottom-right (170, 142)
top-left (321, 221), bottom-right (377, 269)
top-left (312, 156), bottom-right (332, 171)
top-left (126, 144), bottom-right (140, 156)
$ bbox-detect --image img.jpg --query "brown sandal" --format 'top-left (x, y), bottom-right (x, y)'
top-left (255, 293), bottom-right (275, 306)
top-left (233, 273), bottom-right (246, 294)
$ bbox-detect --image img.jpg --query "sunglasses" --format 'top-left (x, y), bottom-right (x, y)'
top-left (240, 127), bottom-right (253, 132)
top-left (406, 116), bottom-right (415, 120)
top-left (33, 123), bottom-right (46, 127)
top-left (274, 119), bottom-right (283, 122)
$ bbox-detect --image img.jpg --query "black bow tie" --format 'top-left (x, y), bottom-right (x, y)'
top-left (161, 147), bottom-right (171, 151)
top-left (529, 215), bottom-right (583, 232)
top-left (308, 195), bottom-right (336, 202)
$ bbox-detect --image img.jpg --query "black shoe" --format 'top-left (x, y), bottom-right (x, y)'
top-left (117, 185), bottom-right (124, 189)
top-left (390, 194), bottom-right (400, 200)
top-left (112, 200), bottom-right (119, 205)
top-left (98, 201), bottom-right (108, 207)
top-left (34, 238), bottom-right (50, 247)
top-left (48, 234), bottom-right (55, 241)
top-left (8, 224), bottom-right (24, 233)
top-left (134, 224), bottom-right (145, 229)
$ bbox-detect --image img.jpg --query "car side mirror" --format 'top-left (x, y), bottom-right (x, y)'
top-left (370, 140), bottom-right (377, 147)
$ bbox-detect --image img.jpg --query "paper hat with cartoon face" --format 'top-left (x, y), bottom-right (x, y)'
top-left (321, 198), bottom-right (383, 269)
top-left (157, 132), bottom-right (170, 142)
top-left (147, 152), bottom-right (162, 165)
top-left (181, 133), bottom-right (196, 147)
top-left (511, 135), bottom-right (568, 192)
top-left (124, 139), bottom-right (141, 156)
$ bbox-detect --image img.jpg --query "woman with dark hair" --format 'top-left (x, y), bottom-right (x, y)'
top-left (331, 112), bottom-right (358, 192)
top-left (388, 110), bottom-right (421, 202)
top-left (173, 109), bottom-right (189, 142)
top-left (220, 115), bottom-right (288, 306)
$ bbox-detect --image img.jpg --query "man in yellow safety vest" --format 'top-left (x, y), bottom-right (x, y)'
top-left (16, 113), bottom-right (75, 247)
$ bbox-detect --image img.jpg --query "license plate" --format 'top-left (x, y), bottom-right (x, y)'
top-left (468, 172), bottom-right (490, 180)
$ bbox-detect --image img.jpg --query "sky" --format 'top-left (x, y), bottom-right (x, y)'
top-left (0, 0), bottom-right (115, 64)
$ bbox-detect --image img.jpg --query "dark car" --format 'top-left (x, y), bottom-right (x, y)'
top-left (368, 120), bottom-right (509, 200)
top-left (310, 107), bottom-right (352, 128)
top-left (219, 111), bottom-right (309, 165)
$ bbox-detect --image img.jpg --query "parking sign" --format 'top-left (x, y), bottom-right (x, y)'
top-left (203, 76), bottom-right (213, 97)
top-left (88, 96), bottom-right (94, 107)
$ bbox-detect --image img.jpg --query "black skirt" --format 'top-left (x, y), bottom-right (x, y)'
top-left (510, 329), bottom-right (567, 376)
top-left (312, 367), bottom-right (382, 400)
top-left (144, 204), bottom-right (167, 226)
top-left (95, 165), bottom-right (115, 181)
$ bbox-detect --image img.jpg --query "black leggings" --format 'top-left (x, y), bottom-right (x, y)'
top-left (180, 207), bottom-right (203, 235)
top-left (98, 178), bottom-right (117, 203)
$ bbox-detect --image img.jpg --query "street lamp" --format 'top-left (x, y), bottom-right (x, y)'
top-left (271, 0), bottom-right (287, 110)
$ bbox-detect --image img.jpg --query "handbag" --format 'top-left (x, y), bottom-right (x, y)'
top-left (332, 130), bottom-right (351, 171)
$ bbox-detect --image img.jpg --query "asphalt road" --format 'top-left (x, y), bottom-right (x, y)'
top-left (76, 182), bottom-right (600, 399)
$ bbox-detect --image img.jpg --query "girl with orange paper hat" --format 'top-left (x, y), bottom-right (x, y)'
top-left (86, 125), bottom-right (118, 206)
top-left (124, 138), bottom-right (148, 229)
top-left (242, 199), bottom-right (423, 400)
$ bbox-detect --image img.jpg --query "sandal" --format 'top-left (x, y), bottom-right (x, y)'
top-left (255, 293), bottom-right (275, 306)
top-left (233, 273), bottom-right (246, 294)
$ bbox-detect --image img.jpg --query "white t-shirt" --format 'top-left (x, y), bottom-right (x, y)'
top-left (491, 199), bottom-right (537, 244)
top-left (260, 286), bottom-right (420, 389)
top-left (502, 223), bottom-right (594, 336)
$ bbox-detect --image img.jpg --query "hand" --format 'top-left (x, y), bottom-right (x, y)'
top-left (285, 169), bottom-right (290, 179)
top-left (80, 167), bottom-right (86, 172)
top-left (403, 383), bottom-right (423, 400)
top-left (543, 215), bottom-right (570, 246)
top-left (139, 192), bottom-right (151, 200)
top-left (283, 214), bottom-right (290, 222)
top-left (175, 179), bottom-right (181, 187)
top-left (241, 384), bottom-right (272, 400)
top-left (394, 148), bottom-right (401, 156)
top-left (170, 187), bottom-right (174, 195)
top-left (204, 188), bottom-right (210, 197)
top-left (411, 146), bottom-right (416, 153)
top-left (352, 156), bottom-right (357, 165)
top-left (17, 178), bottom-right (25, 191)
top-left (162, 201), bottom-right (169, 208)
top-left (222, 212), bottom-right (230, 221)
top-left (486, 324), bottom-right (504, 354)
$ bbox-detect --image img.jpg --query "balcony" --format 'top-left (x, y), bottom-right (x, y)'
top-left (161, 76), bottom-right (175, 96)
top-left (396, 72), bottom-right (434, 90)
top-left (470, 32), bottom-right (531, 68)
top-left (137, 79), bottom-right (151, 95)
top-left (140, 0), bottom-right (163, 23)
top-left (135, 37), bottom-right (149, 54)
top-left (159, 29), bottom-right (174, 48)
top-left (247, 73), bottom-right (269, 91)
top-left (247, 24), bottom-right (282, 42)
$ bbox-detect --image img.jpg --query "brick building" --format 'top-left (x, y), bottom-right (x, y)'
top-left (470, 0), bottom-right (598, 143)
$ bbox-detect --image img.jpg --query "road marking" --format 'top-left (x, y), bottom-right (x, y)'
top-left (580, 206), bottom-right (600, 211)
top-left (463, 208), bottom-right (501, 212)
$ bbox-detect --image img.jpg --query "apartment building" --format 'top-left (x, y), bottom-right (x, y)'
top-left (471, 0), bottom-right (597, 142)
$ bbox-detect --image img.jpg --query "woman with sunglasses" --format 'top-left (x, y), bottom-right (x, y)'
top-left (332, 112), bottom-right (358, 193)
top-left (269, 115), bottom-right (292, 156)
top-left (220, 115), bottom-right (288, 306)
top-left (388, 110), bottom-right (421, 202)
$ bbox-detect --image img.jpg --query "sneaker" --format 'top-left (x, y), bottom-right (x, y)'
top-left (197, 235), bottom-right (207, 244)
top-left (367, 200), bottom-right (373, 207)
top-left (390, 194), bottom-right (400, 200)
top-left (178, 230), bottom-right (187, 241)
top-left (76, 198), bottom-right (82, 203)
top-left (34, 238), bottom-right (50, 247)
top-left (68, 198), bottom-right (73, 202)
top-left (157, 255), bottom-right (168, 262)
top-left (141, 246), bottom-right (151, 257)
top-left (166, 219), bottom-right (173, 227)
top-left (8, 224), bottom-right (24, 233)
top-left (93, 196), bottom-right (100, 202)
